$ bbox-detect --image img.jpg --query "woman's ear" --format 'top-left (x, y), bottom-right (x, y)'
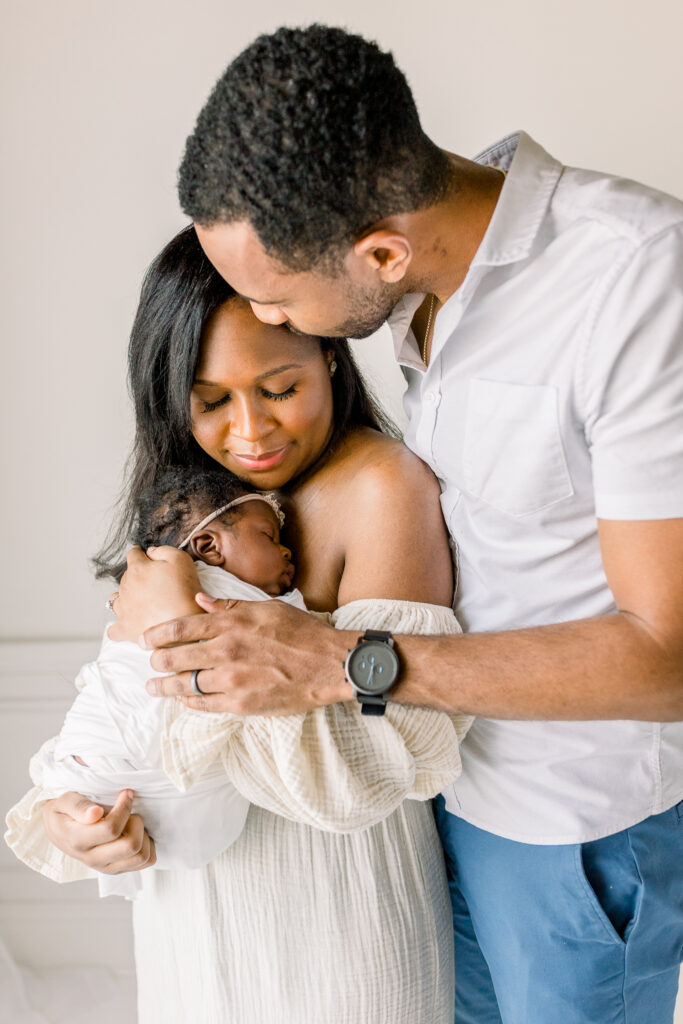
top-left (352, 229), bottom-right (412, 283)
top-left (188, 530), bottom-right (224, 566)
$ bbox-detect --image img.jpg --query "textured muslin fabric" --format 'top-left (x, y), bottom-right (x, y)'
top-left (133, 599), bottom-right (466, 1024)
top-left (161, 599), bottom-right (471, 831)
top-left (133, 801), bottom-right (454, 1024)
top-left (4, 564), bottom-right (305, 897)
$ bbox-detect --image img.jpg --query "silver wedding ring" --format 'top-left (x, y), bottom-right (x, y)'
top-left (105, 593), bottom-right (119, 612)
top-left (190, 669), bottom-right (204, 696)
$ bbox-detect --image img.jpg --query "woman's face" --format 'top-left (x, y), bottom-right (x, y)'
top-left (190, 298), bottom-right (335, 489)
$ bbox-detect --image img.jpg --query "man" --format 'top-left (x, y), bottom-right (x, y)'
top-left (47, 25), bottom-right (682, 1023)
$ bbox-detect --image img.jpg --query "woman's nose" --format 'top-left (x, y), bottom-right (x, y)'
top-left (250, 301), bottom-right (288, 326)
top-left (230, 398), bottom-right (274, 442)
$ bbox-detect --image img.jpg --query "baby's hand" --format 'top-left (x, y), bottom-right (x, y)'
top-left (108, 546), bottom-right (204, 643)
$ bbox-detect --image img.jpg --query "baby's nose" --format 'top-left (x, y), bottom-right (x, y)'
top-left (281, 545), bottom-right (292, 561)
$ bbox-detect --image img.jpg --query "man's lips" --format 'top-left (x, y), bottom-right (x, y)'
top-left (229, 445), bottom-right (290, 471)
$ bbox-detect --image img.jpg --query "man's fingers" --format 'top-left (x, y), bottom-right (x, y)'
top-left (178, 693), bottom-right (218, 711)
top-left (143, 605), bottom-right (240, 656)
top-left (146, 669), bottom-right (219, 698)
top-left (194, 592), bottom-right (229, 613)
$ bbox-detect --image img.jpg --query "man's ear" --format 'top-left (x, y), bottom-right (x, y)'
top-left (188, 530), bottom-right (224, 566)
top-left (352, 229), bottom-right (412, 283)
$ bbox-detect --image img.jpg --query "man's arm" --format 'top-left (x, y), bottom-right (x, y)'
top-left (144, 518), bottom-right (683, 722)
top-left (395, 518), bottom-right (682, 720)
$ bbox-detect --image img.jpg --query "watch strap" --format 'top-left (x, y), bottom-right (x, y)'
top-left (360, 629), bottom-right (393, 644)
top-left (358, 694), bottom-right (388, 716)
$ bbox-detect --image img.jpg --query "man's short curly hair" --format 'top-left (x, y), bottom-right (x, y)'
top-left (178, 24), bottom-right (453, 272)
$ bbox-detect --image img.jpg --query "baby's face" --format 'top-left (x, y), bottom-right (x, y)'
top-left (208, 502), bottom-right (294, 596)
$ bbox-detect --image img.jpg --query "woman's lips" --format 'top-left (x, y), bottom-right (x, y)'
top-left (229, 445), bottom-right (290, 471)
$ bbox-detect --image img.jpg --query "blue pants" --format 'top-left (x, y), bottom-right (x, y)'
top-left (434, 796), bottom-right (683, 1024)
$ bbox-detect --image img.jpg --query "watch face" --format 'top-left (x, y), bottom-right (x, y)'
top-left (346, 640), bottom-right (399, 695)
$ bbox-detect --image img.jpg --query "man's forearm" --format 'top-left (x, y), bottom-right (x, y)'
top-left (391, 611), bottom-right (683, 721)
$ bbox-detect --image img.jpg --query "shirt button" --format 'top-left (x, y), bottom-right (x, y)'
top-left (424, 391), bottom-right (437, 403)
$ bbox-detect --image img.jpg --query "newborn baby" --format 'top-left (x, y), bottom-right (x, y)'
top-left (6, 467), bottom-right (305, 898)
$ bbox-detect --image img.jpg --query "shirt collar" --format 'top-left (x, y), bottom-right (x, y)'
top-left (471, 131), bottom-right (563, 266)
top-left (385, 131), bottom-right (563, 366)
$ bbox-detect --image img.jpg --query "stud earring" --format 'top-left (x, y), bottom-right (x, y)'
top-left (329, 360), bottom-right (338, 376)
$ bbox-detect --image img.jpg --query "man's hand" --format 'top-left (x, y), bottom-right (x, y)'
top-left (143, 595), bottom-right (352, 715)
top-left (43, 790), bottom-right (156, 874)
top-left (108, 546), bottom-right (203, 642)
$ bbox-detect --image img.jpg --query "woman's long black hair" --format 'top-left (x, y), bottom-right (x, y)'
top-left (93, 225), bottom-right (395, 580)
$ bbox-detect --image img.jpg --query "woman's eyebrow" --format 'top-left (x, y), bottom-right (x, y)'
top-left (193, 364), bottom-right (303, 387)
top-left (256, 364), bottom-right (303, 381)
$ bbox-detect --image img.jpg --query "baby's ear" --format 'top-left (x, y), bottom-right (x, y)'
top-left (188, 530), bottom-right (224, 566)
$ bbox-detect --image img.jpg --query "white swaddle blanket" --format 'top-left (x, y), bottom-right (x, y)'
top-left (5, 563), bottom-right (305, 899)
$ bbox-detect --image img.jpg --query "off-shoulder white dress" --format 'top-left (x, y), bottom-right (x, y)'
top-left (134, 598), bottom-right (469, 1024)
top-left (9, 598), bottom-right (470, 1024)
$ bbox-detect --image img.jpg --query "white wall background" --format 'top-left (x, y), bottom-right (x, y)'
top-left (1, 0), bottom-right (682, 640)
top-left (1, 0), bottom-right (681, 1017)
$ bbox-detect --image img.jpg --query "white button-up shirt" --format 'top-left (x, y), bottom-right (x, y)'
top-left (388, 132), bottom-right (683, 843)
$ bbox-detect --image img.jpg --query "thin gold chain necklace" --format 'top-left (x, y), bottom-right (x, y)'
top-left (420, 293), bottom-right (436, 364)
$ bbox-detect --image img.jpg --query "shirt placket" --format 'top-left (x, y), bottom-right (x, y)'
top-left (415, 367), bottom-right (442, 463)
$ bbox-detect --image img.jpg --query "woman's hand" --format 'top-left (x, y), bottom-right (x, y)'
top-left (143, 595), bottom-right (351, 715)
top-left (108, 546), bottom-right (204, 642)
top-left (43, 790), bottom-right (156, 873)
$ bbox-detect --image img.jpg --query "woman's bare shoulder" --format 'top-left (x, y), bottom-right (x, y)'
top-left (330, 429), bottom-right (441, 506)
top-left (326, 430), bottom-right (453, 606)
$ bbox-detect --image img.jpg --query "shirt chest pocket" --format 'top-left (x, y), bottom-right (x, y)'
top-left (462, 379), bottom-right (573, 517)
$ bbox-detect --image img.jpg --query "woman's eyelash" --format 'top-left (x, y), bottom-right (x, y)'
top-left (201, 394), bottom-right (231, 413)
top-left (200, 385), bottom-right (297, 413)
top-left (262, 385), bottom-right (297, 401)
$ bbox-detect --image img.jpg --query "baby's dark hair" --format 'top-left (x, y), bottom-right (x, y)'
top-left (121, 466), bottom-right (252, 581)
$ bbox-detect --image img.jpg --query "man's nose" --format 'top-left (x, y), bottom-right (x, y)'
top-left (250, 301), bottom-right (288, 326)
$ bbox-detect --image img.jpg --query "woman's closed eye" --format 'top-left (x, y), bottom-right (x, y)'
top-left (261, 384), bottom-right (298, 402)
top-left (201, 393), bottom-right (231, 413)
top-left (200, 384), bottom-right (298, 413)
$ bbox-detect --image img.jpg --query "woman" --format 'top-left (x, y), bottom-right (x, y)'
top-left (40, 227), bottom-right (467, 1023)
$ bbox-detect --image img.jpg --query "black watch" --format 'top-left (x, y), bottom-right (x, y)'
top-left (344, 629), bottom-right (400, 716)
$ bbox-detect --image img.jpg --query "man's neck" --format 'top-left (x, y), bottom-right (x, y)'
top-left (403, 155), bottom-right (505, 303)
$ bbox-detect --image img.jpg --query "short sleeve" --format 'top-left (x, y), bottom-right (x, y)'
top-left (582, 225), bottom-right (683, 520)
